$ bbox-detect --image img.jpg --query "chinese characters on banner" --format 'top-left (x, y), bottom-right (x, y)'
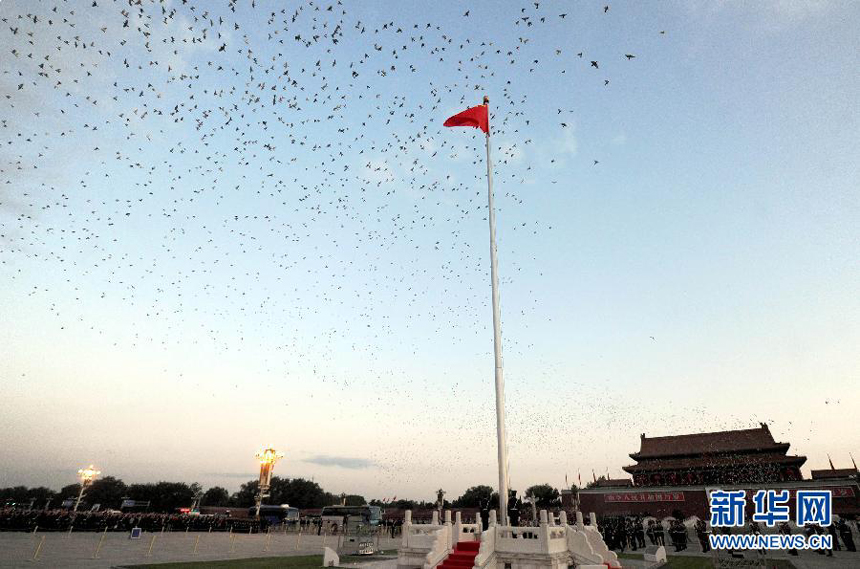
top-left (604, 492), bottom-right (685, 503)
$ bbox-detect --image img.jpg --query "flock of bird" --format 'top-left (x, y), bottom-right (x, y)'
top-left (3, 0), bottom-right (774, 492)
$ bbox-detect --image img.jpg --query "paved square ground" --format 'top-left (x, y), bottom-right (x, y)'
top-left (0, 531), bottom-right (401, 569)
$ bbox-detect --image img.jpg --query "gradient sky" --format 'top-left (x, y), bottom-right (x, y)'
top-left (1, 0), bottom-right (858, 502)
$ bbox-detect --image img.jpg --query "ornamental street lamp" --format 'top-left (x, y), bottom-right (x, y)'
top-left (254, 447), bottom-right (284, 517)
top-left (73, 465), bottom-right (100, 513)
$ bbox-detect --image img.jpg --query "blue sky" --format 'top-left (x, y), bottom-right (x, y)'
top-left (0, 0), bottom-right (858, 500)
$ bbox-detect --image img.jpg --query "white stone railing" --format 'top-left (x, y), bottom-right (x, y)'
top-left (403, 523), bottom-right (446, 549)
top-left (472, 519), bottom-right (496, 569)
top-left (494, 510), bottom-right (568, 556)
top-left (397, 510), bottom-right (452, 569)
top-left (453, 511), bottom-right (481, 544)
top-left (400, 509), bottom-right (621, 569)
top-left (423, 526), bottom-right (450, 569)
top-left (565, 511), bottom-right (620, 569)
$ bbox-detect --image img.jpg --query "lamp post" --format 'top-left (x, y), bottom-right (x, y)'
top-left (73, 466), bottom-right (100, 513)
top-left (254, 447), bottom-right (284, 518)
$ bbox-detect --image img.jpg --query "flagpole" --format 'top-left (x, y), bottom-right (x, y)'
top-left (483, 96), bottom-right (509, 526)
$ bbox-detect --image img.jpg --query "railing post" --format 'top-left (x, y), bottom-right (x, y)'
top-left (402, 510), bottom-right (412, 548)
top-left (559, 511), bottom-right (568, 526)
top-left (589, 512), bottom-right (598, 527)
top-left (488, 510), bottom-right (497, 527)
top-left (444, 510), bottom-right (452, 551)
top-left (575, 511), bottom-right (584, 529)
top-left (538, 510), bottom-right (549, 551)
top-left (432, 511), bottom-right (440, 525)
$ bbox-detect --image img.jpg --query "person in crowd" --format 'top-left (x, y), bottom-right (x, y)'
top-left (634, 516), bottom-right (645, 549)
top-left (669, 518), bottom-right (687, 552)
top-left (805, 524), bottom-right (827, 556)
top-left (625, 518), bottom-right (637, 551)
top-left (837, 518), bottom-right (855, 552)
top-left (828, 520), bottom-right (841, 551)
top-left (815, 524), bottom-right (834, 557)
top-left (654, 520), bottom-right (665, 546)
top-left (778, 521), bottom-right (798, 556)
top-left (748, 520), bottom-right (765, 555)
top-left (695, 518), bottom-right (710, 552)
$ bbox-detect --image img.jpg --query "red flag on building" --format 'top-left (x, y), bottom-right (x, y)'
top-left (443, 103), bottom-right (489, 134)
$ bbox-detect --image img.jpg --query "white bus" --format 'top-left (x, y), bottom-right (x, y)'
top-left (320, 505), bottom-right (382, 533)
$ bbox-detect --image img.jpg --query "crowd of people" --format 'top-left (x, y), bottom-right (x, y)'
top-left (0, 507), bottom-right (260, 533)
top-left (598, 516), bottom-right (690, 553)
top-left (597, 514), bottom-right (859, 557)
top-left (0, 506), bottom-right (409, 538)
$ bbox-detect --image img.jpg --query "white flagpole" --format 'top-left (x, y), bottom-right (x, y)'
top-left (483, 96), bottom-right (509, 526)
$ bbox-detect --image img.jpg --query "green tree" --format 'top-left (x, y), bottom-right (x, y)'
top-left (127, 483), bottom-right (156, 508)
top-left (201, 486), bottom-right (230, 506)
top-left (524, 484), bottom-right (560, 509)
top-left (232, 480), bottom-right (259, 508)
top-left (85, 476), bottom-right (127, 510)
top-left (0, 486), bottom-right (31, 506)
top-left (128, 482), bottom-right (195, 512)
top-left (59, 484), bottom-right (82, 502)
top-left (343, 494), bottom-right (366, 506)
top-left (153, 482), bottom-right (194, 512)
top-left (452, 485), bottom-right (498, 508)
top-left (26, 487), bottom-right (57, 509)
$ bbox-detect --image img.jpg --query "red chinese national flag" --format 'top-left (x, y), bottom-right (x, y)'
top-left (444, 104), bottom-right (489, 134)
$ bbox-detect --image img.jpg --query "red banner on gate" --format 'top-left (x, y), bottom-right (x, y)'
top-left (604, 492), bottom-right (685, 503)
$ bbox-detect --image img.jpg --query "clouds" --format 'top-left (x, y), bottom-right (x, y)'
top-left (202, 471), bottom-right (255, 479)
top-left (680, 0), bottom-right (834, 28)
top-left (303, 455), bottom-right (377, 470)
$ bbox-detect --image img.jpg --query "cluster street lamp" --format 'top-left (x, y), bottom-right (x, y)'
top-left (73, 465), bottom-right (100, 513)
top-left (254, 447), bottom-right (284, 517)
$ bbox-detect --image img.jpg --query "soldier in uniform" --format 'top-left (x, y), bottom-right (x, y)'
top-left (828, 521), bottom-right (841, 551)
top-left (695, 518), bottom-right (710, 552)
top-left (654, 520), bottom-right (665, 546)
top-left (635, 516), bottom-right (645, 549)
top-left (778, 521), bottom-right (798, 556)
top-left (479, 499), bottom-right (489, 531)
top-left (838, 519), bottom-right (856, 552)
top-left (507, 491), bottom-right (520, 527)
top-left (625, 518), bottom-right (637, 551)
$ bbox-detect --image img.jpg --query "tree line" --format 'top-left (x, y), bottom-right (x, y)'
top-left (2, 479), bottom-right (577, 514)
top-left (368, 483), bottom-right (572, 511)
top-left (0, 476), bottom-right (362, 513)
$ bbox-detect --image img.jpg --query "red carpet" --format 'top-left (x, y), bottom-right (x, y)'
top-left (438, 541), bottom-right (481, 569)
